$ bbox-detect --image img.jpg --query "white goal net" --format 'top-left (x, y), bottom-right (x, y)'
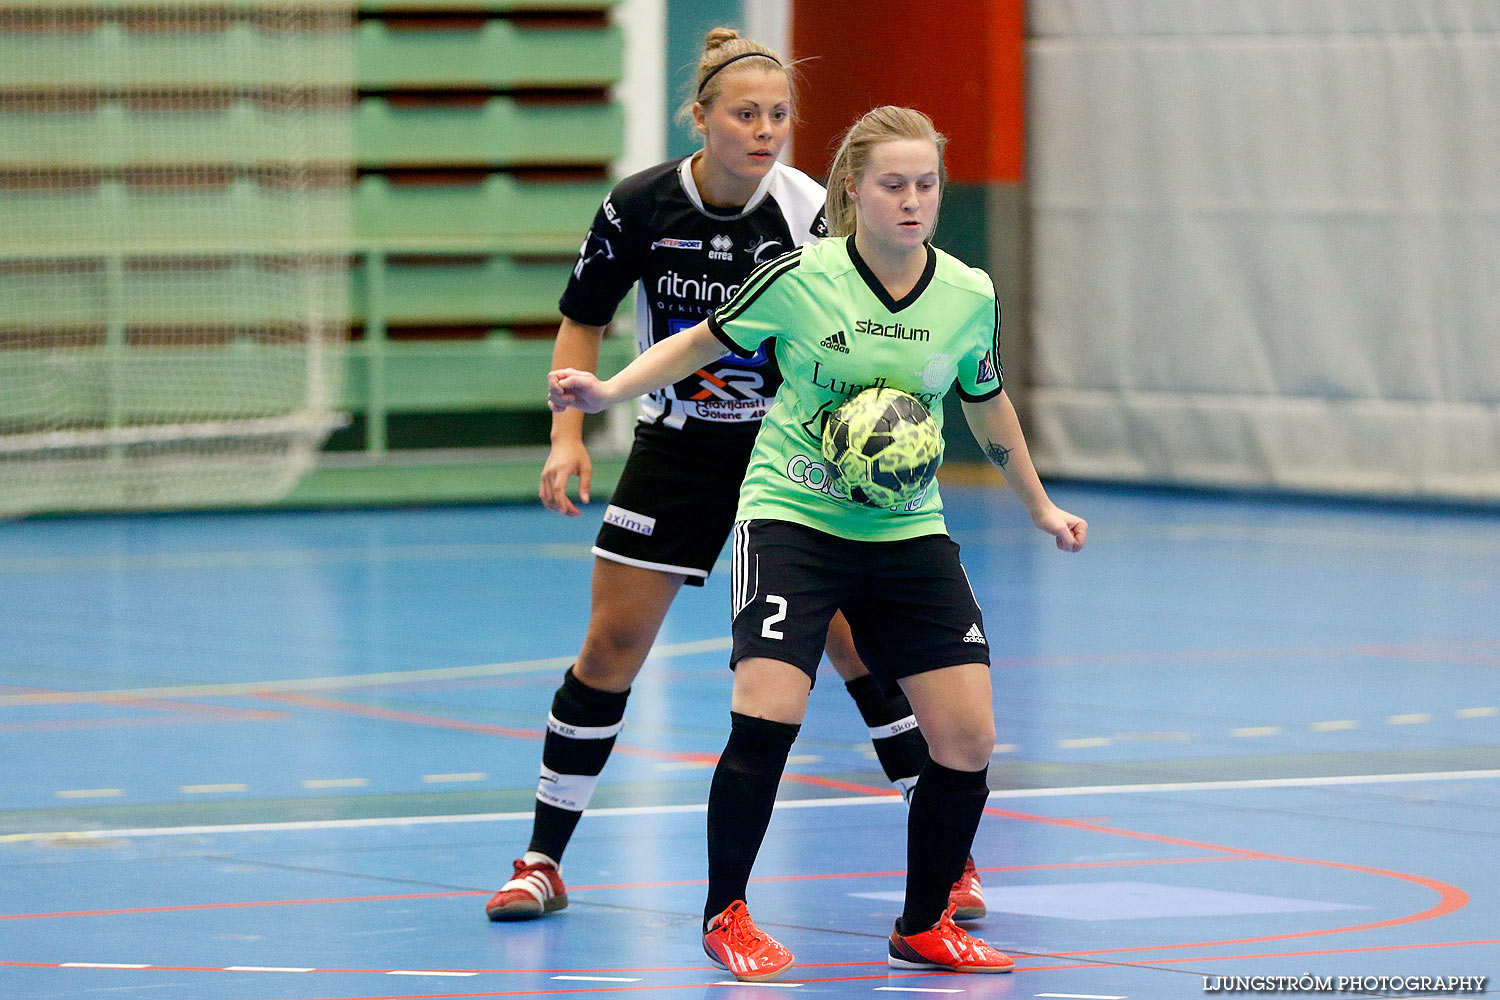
top-left (0, 1), bottom-right (353, 516)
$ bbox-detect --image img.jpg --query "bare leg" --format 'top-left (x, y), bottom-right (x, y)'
top-left (572, 558), bottom-right (686, 691)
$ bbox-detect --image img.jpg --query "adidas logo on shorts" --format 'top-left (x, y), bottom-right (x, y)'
top-left (963, 623), bottom-right (986, 644)
top-left (819, 330), bottom-right (849, 353)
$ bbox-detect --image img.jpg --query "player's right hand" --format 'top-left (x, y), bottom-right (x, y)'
top-left (539, 438), bottom-right (592, 518)
top-left (548, 369), bottom-right (611, 414)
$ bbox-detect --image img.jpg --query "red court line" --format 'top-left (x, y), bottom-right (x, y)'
top-left (253, 692), bottom-right (547, 742)
top-left (1119, 934), bottom-right (1500, 968)
top-left (1, 683), bottom-right (287, 731)
top-left (982, 805), bottom-right (1470, 957)
top-left (250, 691), bottom-right (873, 792)
top-left (991, 638), bottom-right (1500, 670)
top-left (0, 711), bottom-right (285, 733)
top-left (10, 936), bottom-right (1497, 983)
top-left (0, 891), bottom-right (487, 921)
top-left (0, 855), bottom-right (1232, 921)
top-left (6, 938), bottom-right (1496, 997)
top-left (38, 690), bottom-right (1474, 978)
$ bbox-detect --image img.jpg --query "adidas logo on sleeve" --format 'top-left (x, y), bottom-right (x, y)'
top-left (819, 330), bottom-right (849, 353)
top-left (963, 623), bottom-right (987, 644)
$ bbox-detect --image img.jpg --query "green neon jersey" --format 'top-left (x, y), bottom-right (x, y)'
top-left (706, 236), bottom-right (1003, 541)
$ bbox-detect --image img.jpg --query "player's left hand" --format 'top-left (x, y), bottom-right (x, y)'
top-left (1035, 507), bottom-right (1087, 552)
top-left (547, 368), bottom-right (612, 414)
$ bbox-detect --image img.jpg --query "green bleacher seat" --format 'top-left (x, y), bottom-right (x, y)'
top-left (355, 97), bottom-right (622, 168)
top-left (356, 19), bottom-right (621, 90)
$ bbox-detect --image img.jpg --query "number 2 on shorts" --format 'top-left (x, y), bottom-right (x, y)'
top-left (761, 595), bottom-right (787, 639)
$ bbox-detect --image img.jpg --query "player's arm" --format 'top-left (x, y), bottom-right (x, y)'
top-left (549, 320), bottom-right (725, 414)
top-left (961, 391), bottom-right (1087, 552)
top-left (540, 316), bottom-right (608, 517)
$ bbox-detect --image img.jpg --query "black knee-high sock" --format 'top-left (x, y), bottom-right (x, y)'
top-left (704, 712), bottom-right (800, 927)
top-left (526, 667), bottom-right (630, 863)
top-left (899, 761), bottom-right (990, 935)
top-left (844, 674), bottom-right (930, 800)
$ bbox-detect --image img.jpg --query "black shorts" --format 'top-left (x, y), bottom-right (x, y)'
top-left (593, 422), bottom-right (758, 586)
top-left (729, 519), bottom-right (990, 688)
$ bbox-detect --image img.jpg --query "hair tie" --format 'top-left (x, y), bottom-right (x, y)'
top-left (697, 51), bottom-right (783, 96)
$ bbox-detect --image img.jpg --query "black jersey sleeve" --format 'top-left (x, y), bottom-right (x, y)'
top-left (557, 185), bottom-right (648, 327)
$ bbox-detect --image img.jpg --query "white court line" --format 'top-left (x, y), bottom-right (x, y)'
top-left (387, 969), bottom-right (478, 977)
top-left (1037, 994), bottom-right (1128, 999)
top-left (552, 975), bottom-right (644, 982)
top-left (61, 962), bottom-right (149, 969)
top-left (874, 988), bottom-right (962, 994)
top-left (3, 769), bottom-right (1496, 844)
top-left (0, 637), bottom-right (732, 707)
top-left (224, 966), bottom-right (315, 973)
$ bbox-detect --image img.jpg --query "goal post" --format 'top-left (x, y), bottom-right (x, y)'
top-left (0, 0), bottom-right (354, 516)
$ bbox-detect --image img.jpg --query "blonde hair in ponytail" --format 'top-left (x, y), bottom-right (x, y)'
top-left (674, 27), bottom-right (796, 134)
top-left (824, 106), bottom-right (948, 238)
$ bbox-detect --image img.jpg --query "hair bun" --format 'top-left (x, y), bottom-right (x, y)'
top-left (704, 27), bottom-right (740, 50)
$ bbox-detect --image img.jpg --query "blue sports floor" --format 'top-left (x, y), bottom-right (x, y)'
top-left (1, 481), bottom-right (1497, 999)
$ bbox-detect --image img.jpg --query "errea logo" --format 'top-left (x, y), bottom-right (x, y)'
top-left (709, 234), bottom-right (734, 261)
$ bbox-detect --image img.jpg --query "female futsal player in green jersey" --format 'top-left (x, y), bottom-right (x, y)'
top-left (489, 34), bottom-right (985, 925)
top-left (549, 106), bottom-right (1086, 980)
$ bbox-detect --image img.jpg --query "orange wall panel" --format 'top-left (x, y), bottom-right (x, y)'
top-left (790, 0), bottom-right (1025, 184)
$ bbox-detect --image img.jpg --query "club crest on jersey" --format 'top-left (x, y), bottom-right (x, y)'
top-left (921, 353), bottom-right (953, 391)
top-left (709, 234), bottom-right (734, 261)
top-left (651, 237), bottom-right (703, 251)
top-left (819, 330), bottom-right (849, 354)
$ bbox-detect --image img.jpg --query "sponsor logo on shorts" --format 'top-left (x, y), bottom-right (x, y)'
top-left (651, 237), bottom-right (703, 250)
top-left (819, 330), bottom-right (849, 353)
top-left (963, 623), bottom-right (987, 644)
top-left (603, 504), bottom-right (656, 536)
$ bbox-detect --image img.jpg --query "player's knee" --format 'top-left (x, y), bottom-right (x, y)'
top-left (926, 718), bottom-right (994, 772)
top-left (575, 626), bottom-right (653, 690)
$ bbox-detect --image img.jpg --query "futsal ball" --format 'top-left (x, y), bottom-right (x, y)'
top-left (821, 387), bottom-right (943, 508)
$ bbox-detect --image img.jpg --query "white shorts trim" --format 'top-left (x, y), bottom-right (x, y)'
top-left (591, 546), bottom-right (708, 580)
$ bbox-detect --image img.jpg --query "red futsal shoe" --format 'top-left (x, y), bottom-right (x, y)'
top-left (888, 904), bottom-right (1015, 973)
top-left (949, 855), bottom-right (986, 920)
top-left (485, 854), bottom-right (567, 921)
top-left (702, 900), bottom-right (795, 982)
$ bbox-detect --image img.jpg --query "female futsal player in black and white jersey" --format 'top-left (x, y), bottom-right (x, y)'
top-left (485, 29), bottom-right (985, 922)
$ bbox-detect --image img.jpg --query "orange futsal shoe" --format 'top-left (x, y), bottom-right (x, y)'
top-left (702, 900), bottom-right (795, 982)
top-left (485, 854), bottom-right (567, 921)
top-left (888, 904), bottom-right (1015, 974)
top-left (949, 855), bottom-right (986, 920)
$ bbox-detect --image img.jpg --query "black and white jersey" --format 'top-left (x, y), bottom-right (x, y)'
top-left (559, 156), bottom-right (827, 431)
